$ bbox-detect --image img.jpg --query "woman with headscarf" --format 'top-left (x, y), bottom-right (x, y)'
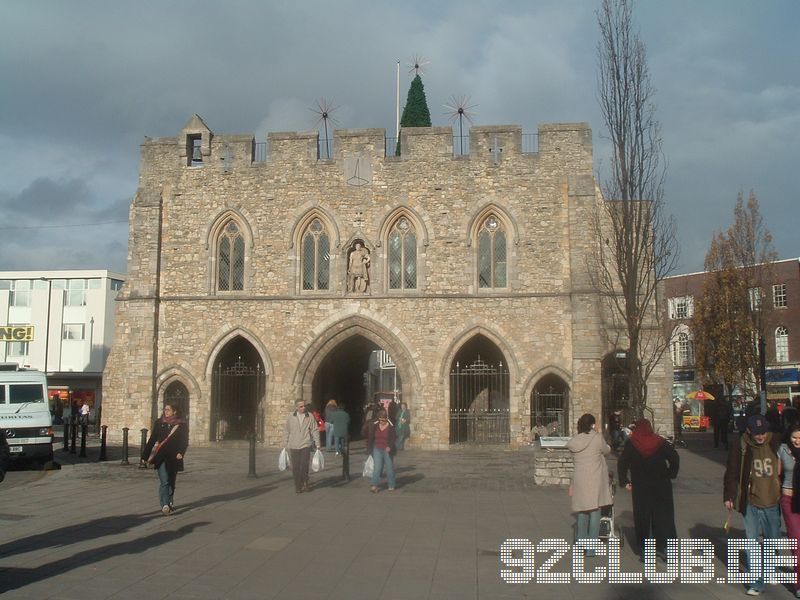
top-left (778, 423), bottom-right (800, 597)
top-left (618, 419), bottom-right (680, 560)
top-left (142, 403), bottom-right (189, 515)
top-left (566, 413), bottom-right (613, 552)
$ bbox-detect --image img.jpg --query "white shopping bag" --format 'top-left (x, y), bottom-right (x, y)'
top-left (311, 448), bottom-right (325, 473)
top-left (362, 455), bottom-right (374, 478)
top-left (278, 448), bottom-right (290, 471)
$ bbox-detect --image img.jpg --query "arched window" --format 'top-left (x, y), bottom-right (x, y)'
top-left (217, 221), bottom-right (244, 291)
top-left (478, 215), bottom-right (507, 288)
top-left (388, 217), bottom-right (417, 290)
top-left (776, 326), bottom-right (789, 363)
top-left (302, 218), bottom-right (330, 291)
top-left (671, 330), bottom-right (694, 367)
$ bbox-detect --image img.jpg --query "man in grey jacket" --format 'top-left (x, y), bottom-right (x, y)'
top-left (284, 399), bottom-right (321, 493)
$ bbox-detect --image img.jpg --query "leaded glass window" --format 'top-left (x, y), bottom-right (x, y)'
top-left (776, 327), bottom-right (789, 363)
top-left (478, 216), bottom-right (507, 288)
top-left (388, 217), bottom-right (417, 290)
top-left (302, 219), bottom-right (330, 291)
top-left (217, 221), bottom-right (244, 291)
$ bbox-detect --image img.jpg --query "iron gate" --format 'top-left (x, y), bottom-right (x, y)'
top-left (449, 358), bottom-right (510, 444)
top-left (532, 386), bottom-right (568, 437)
top-left (211, 358), bottom-right (266, 442)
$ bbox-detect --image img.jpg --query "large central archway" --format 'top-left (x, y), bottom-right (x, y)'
top-left (294, 315), bottom-right (419, 441)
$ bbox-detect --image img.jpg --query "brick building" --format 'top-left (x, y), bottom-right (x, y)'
top-left (665, 257), bottom-right (800, 410)
top-left (102, 114), bottom-right (672, 448)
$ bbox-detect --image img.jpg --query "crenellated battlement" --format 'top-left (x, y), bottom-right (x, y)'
top-left (138, 115), bottom-right (592, 178)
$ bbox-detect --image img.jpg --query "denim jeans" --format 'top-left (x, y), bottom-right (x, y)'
top-left (325, 423), bottom-right (334, 449)
top-left (575, 510), bottom-right (601, 548)
top-left (371, 448), bottom-right (396, 489)
top-left (335, 435), bottom-right (346, 454)
top-left (743, 504), bottom-right (782, 592)
top-left (157, 462), bottom-right (174, 508)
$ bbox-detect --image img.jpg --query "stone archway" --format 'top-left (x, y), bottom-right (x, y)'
top-left (211, 336), bottom-right (266, 441)
top-left (295, 316), bottom-right (419, 440)
top-left (530, 374), bottom-right (570, 437)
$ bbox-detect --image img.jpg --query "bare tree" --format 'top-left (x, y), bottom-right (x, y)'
top-left (692, 191), bottom-right (777, 398)
top-left (590, 0), bottom-right (679, 420)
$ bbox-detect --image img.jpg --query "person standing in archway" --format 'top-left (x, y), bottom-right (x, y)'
top-left (324, 399), bottom-right (338, 452)
top-left (284, 399), bottom-right (320, 493)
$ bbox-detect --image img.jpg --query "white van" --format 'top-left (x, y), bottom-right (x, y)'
top-left (0, 363), bottom-right (54, 463)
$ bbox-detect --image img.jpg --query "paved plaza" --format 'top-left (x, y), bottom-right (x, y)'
top-left (0, 433), bottom-right (794, 599)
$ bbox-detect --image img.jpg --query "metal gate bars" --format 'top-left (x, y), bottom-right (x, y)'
top-left (449, 357), bottom-right (510, 444)
top-left (211, 357), bottom-right (266, 442)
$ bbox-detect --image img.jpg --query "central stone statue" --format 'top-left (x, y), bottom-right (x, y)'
top-left (347, 242), bottom-right (371, 293)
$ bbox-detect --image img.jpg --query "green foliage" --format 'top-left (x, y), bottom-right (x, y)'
top-left (396, 75), bottom-right (432, 155)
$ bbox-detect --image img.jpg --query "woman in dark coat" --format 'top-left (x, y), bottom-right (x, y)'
top-left (618, 418), bottom-right (679, 559)
top-left (142, 403), bottom-right (188, 515)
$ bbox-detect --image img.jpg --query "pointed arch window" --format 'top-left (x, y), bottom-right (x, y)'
top-left (302, 218), bottom-right (330, 291)
top-left (388, 217), bottom-right (417, 290)
top-left (217, 221), bottom-right (244, 291)
top-left (671, 327), bottom-right (694, 368)
top-left (776, 326), bottom-right (789, 363)
top-left (478, 215), bottom-right (507, 288)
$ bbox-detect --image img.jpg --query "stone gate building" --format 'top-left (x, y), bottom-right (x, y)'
top-left (102, 114), bottom-right (673, 448)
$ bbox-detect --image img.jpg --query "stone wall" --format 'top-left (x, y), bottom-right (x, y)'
top-left (532, 448), bottom-right (574, 486)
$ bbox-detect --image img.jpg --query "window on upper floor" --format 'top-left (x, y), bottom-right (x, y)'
top-left (749, 287), bottom-right (762, 311)
top-left (773, 283), bottom-right (787, 308)
top-left (217, 221), bottom-right (245, 291)
top-left (477, 215), bottom-right (507, 289)
top-left (776, 326), bottom-right (789, 363)
top-left (189, 135), bottom-right (203, 166)
top-left (65, 279), bottom-right (87, 306)
top-left (8, 280), bottom-right (31, 307)
top-left (110, 279), bottom-right (124, 291)
top-left (301, 218), bottom-right (330, 291)
top-left (668, 295), bottom-right (694, 320)
top-left (7, 341), bottom-right (29, 357)
top-left (671, 327), bottom-right (694, 368)
top-left (63, 324), bottom-right (85, 340)
top-left (388, 217), bottom-right (417, 290)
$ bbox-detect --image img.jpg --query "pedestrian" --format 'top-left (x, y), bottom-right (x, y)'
top-left (396, 402), bottom-right (411, 450)
top-left (79, 399), bottom-right (91, 428)
top-left (324, 399), bottom-right (338, 451)
top-left (284, 399), bottom-right (320, 493)
top-left (330, 405), bottom-right (350, 455)
top-left (617, 418), bottom-right (680, 561)
top-left (367, 409), bottom-right (396, 493)
top-left (361, 400), bottom-right (379, 438)
top-left (607, 410), bottom-right (626, 451)
top-left (713, 398), bottom-right (732, 450)
top-left (778, 423), bottom-right (800, 598)
top-left (673, 399), bottom-right (687, 448)
top-left (0, 428), bottom-right (9, 483)
top-left (566, 413), bottom-right (612, 554)
top-left (141, 403), bottom-right (188, 515)
top-left (723, 414), bottom-right (781, 596)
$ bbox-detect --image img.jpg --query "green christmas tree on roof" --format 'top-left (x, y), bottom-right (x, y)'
top-left (396, 74), bottom-right (432, 155)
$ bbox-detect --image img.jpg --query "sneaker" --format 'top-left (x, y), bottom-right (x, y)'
top-left (388, 487), bottom-right (396, 491)
top-left (746, 588), bottom-right (762, 596)
top-left (370, 486), bottom-right (379, 493)
top-left (161, 505), bottom-right (171, 515)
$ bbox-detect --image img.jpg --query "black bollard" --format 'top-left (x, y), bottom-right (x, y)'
top-left (341, 434), bottom-right (350, 482)
top-left (139, 428), bottom-right (148, 469)
top-left (247, 431), bottom-right (257, 478)
top-left (79, 424), bottom-right (87, 457)
top-left (121, 427), bottom-right (130, 465)
top-left (98, 425), bottom-right (108, 462)
top-left (69, 422), bottom-right (77, 454)
top-left (62, 422), bottom-right (69, 452)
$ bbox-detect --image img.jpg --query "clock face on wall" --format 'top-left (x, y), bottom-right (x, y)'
top-left (343, 155), bottom-right (372, 187)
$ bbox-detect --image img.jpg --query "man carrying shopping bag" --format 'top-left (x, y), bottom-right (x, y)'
top-left (284, 399), bottom-right (321, 493)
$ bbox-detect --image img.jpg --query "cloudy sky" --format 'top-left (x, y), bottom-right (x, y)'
top-left (0, 0), bottom-right (797, 275)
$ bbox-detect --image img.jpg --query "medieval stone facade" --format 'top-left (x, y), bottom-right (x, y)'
top-left (102, 114), bottom-right (673, 449)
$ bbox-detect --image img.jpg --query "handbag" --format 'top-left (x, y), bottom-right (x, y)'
top-left (147, 424), bottom-right (179, 464)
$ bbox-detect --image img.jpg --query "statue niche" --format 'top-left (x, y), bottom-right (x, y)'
top-left (346, 240), bottom-right (371, 294)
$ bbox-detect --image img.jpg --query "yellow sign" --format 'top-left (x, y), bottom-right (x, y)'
top-left (0, 325), bottom-right (34, 341)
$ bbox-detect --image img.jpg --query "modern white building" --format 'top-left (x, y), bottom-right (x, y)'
top-left (0, 270), bottom-right (125, 424)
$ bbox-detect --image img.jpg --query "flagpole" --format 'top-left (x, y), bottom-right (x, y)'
top-left (395, 60), bottom-right (400, 141)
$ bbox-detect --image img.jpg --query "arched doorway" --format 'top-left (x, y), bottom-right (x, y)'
top-left (163, 381), bottom-right (190, 421)
top-left (312, 335), bottom-right (403, 439)
top-left (211, 337), bottom-right (266, 441)
top-left (601, 351), bottom-right (629, 430)
top-left (530, 374), bottom-right (569, 437)
top-left (449, 334), bottom-right (510, 444)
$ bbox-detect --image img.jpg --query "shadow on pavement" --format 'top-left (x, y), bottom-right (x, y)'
top-left (0, 521), bottom-right (209, 593)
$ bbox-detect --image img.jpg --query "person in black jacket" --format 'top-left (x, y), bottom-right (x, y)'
top-left (618, 418), bottom-right (680, 560)
top-left (0, 429), bottom-right (9, 483)
top-left (142, 403), bottom-right (189, 515)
